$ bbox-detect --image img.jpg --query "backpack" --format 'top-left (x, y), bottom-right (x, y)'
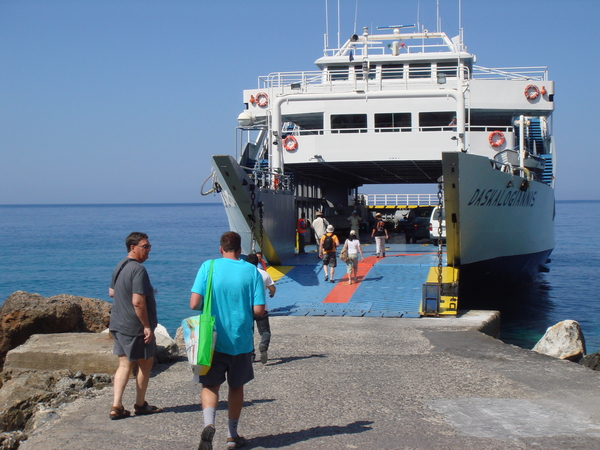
top-left (323, 233), bottom-right (334, 251)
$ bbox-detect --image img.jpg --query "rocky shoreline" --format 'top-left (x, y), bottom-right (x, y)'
top-left (0, 292), bottom-right (181, 450)
top-left (0, 368), bottom-right (112, 449)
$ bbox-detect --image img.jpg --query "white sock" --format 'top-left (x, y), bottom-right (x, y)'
top-left (227, 418), bottom-right (239, 438)
top-left (202, 406), bottom-right (216, 427)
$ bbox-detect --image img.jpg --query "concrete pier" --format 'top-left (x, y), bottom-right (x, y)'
top-left (4, 333), bottom-right (116, 374)
top-left (20, 313), bottom-right (600, 450)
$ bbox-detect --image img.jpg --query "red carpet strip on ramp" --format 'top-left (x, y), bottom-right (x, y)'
top-left (322, 253), bottom-right (436, 304)
top-left (323, 255), bottom-right (379, 303)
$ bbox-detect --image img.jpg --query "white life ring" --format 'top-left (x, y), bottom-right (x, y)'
top-left (524, 84), bottom-right (540, 100)
top-left (488, 130), bottom-right (505, 147)
top-left (256, 92), bottom-right (269, 107)
top-left (283, 135), bottom-right (298, 151)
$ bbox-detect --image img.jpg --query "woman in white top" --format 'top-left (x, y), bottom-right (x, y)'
top-left (342, 230), bottom-right (364, 284)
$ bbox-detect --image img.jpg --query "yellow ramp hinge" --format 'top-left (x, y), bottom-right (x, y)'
top-left (421, 267), bottom-right (459, 316)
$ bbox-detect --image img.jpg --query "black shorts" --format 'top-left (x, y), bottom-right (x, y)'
top-left (195, 351), bottom-right (254, 389)
top-left (322, 251), bottom-right (337, 267)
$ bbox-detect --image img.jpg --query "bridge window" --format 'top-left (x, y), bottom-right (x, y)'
top-left (381, 63), bottom-right (404, 79)
top-left (331, 114), bottom-right (367, 133)
top-left (375, 113), bottom-right (411, 132)
top-left (419, 111), bottom-right (457, 131)
top-left (409, 63), bottom-right (431, 79)
top-left (467, 111), bottom-right (513, 132)
top-left (327, 66), bottom-right (349, 81)
top-left (469, 111), bottom-right (513, 127)
top-left (282, 113), bottom-right (324, 135)
top-left (354, 64), bottom-right (376, 80)
top-left (436, 62), bottom-right (458, 78)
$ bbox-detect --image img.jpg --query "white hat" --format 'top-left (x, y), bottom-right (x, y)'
top-left (326, 225), bottom-right (334, 232)
top-left (349, 230), bottom-right (356, 235)
top-left (315, 211), bottom-right (323, 216)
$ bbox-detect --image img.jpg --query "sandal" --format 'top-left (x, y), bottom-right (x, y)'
top-left (226, 436), bottom-right (248, 449)
top-left (133, 401), bottom-right (163, 415)
top-left (109, 405), bottom-right (131, 420)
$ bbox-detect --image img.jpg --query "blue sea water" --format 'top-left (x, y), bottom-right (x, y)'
top-left (0, 203), bottom-right (228, 338)
top-left (1, 201), bottom-right (599, 352)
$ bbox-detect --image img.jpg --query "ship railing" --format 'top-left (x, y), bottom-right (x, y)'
top-left (363, 194), bottom-right (438, 207)
top-left (259, 65), bottom-right (547, 91)
top-left (280, 124), bottom-right (511, 136)
top-left (467, 125), bottom-right (514, 133)
top-left (472, 65), bottom-right (548, 81)
top-left (492, 159), bottom-right (535, 182)
top-left (243, 166), bottom-right (292, 191)
top-left (324, 36), bottom-right (455, 58)
top-left (259, 71), bottom-right (322, 90)
top-left (260, 67), bottom-right (463, 93)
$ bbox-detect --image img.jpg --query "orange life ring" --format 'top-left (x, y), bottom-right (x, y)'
top-left (256, 92), bottom-right (268, 107)
top-left (283, 135), bottom-right (298, 151)
top-left (488, 130), bottom-right (505, 147)
top-left (273, 175), bottom-right (279, 189)
top-left (524, 84), bottom-right (540, 100)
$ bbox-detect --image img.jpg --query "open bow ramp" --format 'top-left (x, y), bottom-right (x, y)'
top-left (265, 241), bottom-right (448, 318)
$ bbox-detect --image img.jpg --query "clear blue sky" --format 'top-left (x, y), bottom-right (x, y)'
top-left (1, 0), bottom-right (598, 204)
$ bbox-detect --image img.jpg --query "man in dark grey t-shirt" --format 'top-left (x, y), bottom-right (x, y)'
top-left (107, 232), bottom-right (162, 420)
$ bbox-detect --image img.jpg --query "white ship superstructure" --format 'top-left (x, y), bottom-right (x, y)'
top-left (210, 24), bottom-right (555, 304)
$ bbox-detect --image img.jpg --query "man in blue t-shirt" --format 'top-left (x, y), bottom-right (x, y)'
top-left (190, 231), bottom-right (265, 450)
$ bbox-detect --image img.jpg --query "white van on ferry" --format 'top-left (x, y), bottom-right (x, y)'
top-left (429, 206), bottom-right (446, 246)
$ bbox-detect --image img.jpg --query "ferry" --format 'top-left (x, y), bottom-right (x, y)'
top-left (204, 22), bottom-right (555, 313)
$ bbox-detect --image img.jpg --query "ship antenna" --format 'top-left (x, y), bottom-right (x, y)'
top-left (436, 0), bottom-right (441, 33)
top-left (417, 0), bottom-right (420, 34)
top-left (325, 0), bottom-right (329, 50)
top-left (377, 24), bottom-right (415, 31)
top-left (353, 0), bottom-right (358, 34)
top-left (458, 0), bottom-right (464, 47)
top-left (337, 0), bottom-right (341, 50)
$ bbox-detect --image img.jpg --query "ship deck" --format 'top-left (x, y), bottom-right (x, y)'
top-left (266, 236), bottom-right (445, 318)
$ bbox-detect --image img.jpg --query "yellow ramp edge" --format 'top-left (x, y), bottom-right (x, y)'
top-left (267, 265), bottom-right (294, 282)
top-left (426, 266), bottom-right (459, 284)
